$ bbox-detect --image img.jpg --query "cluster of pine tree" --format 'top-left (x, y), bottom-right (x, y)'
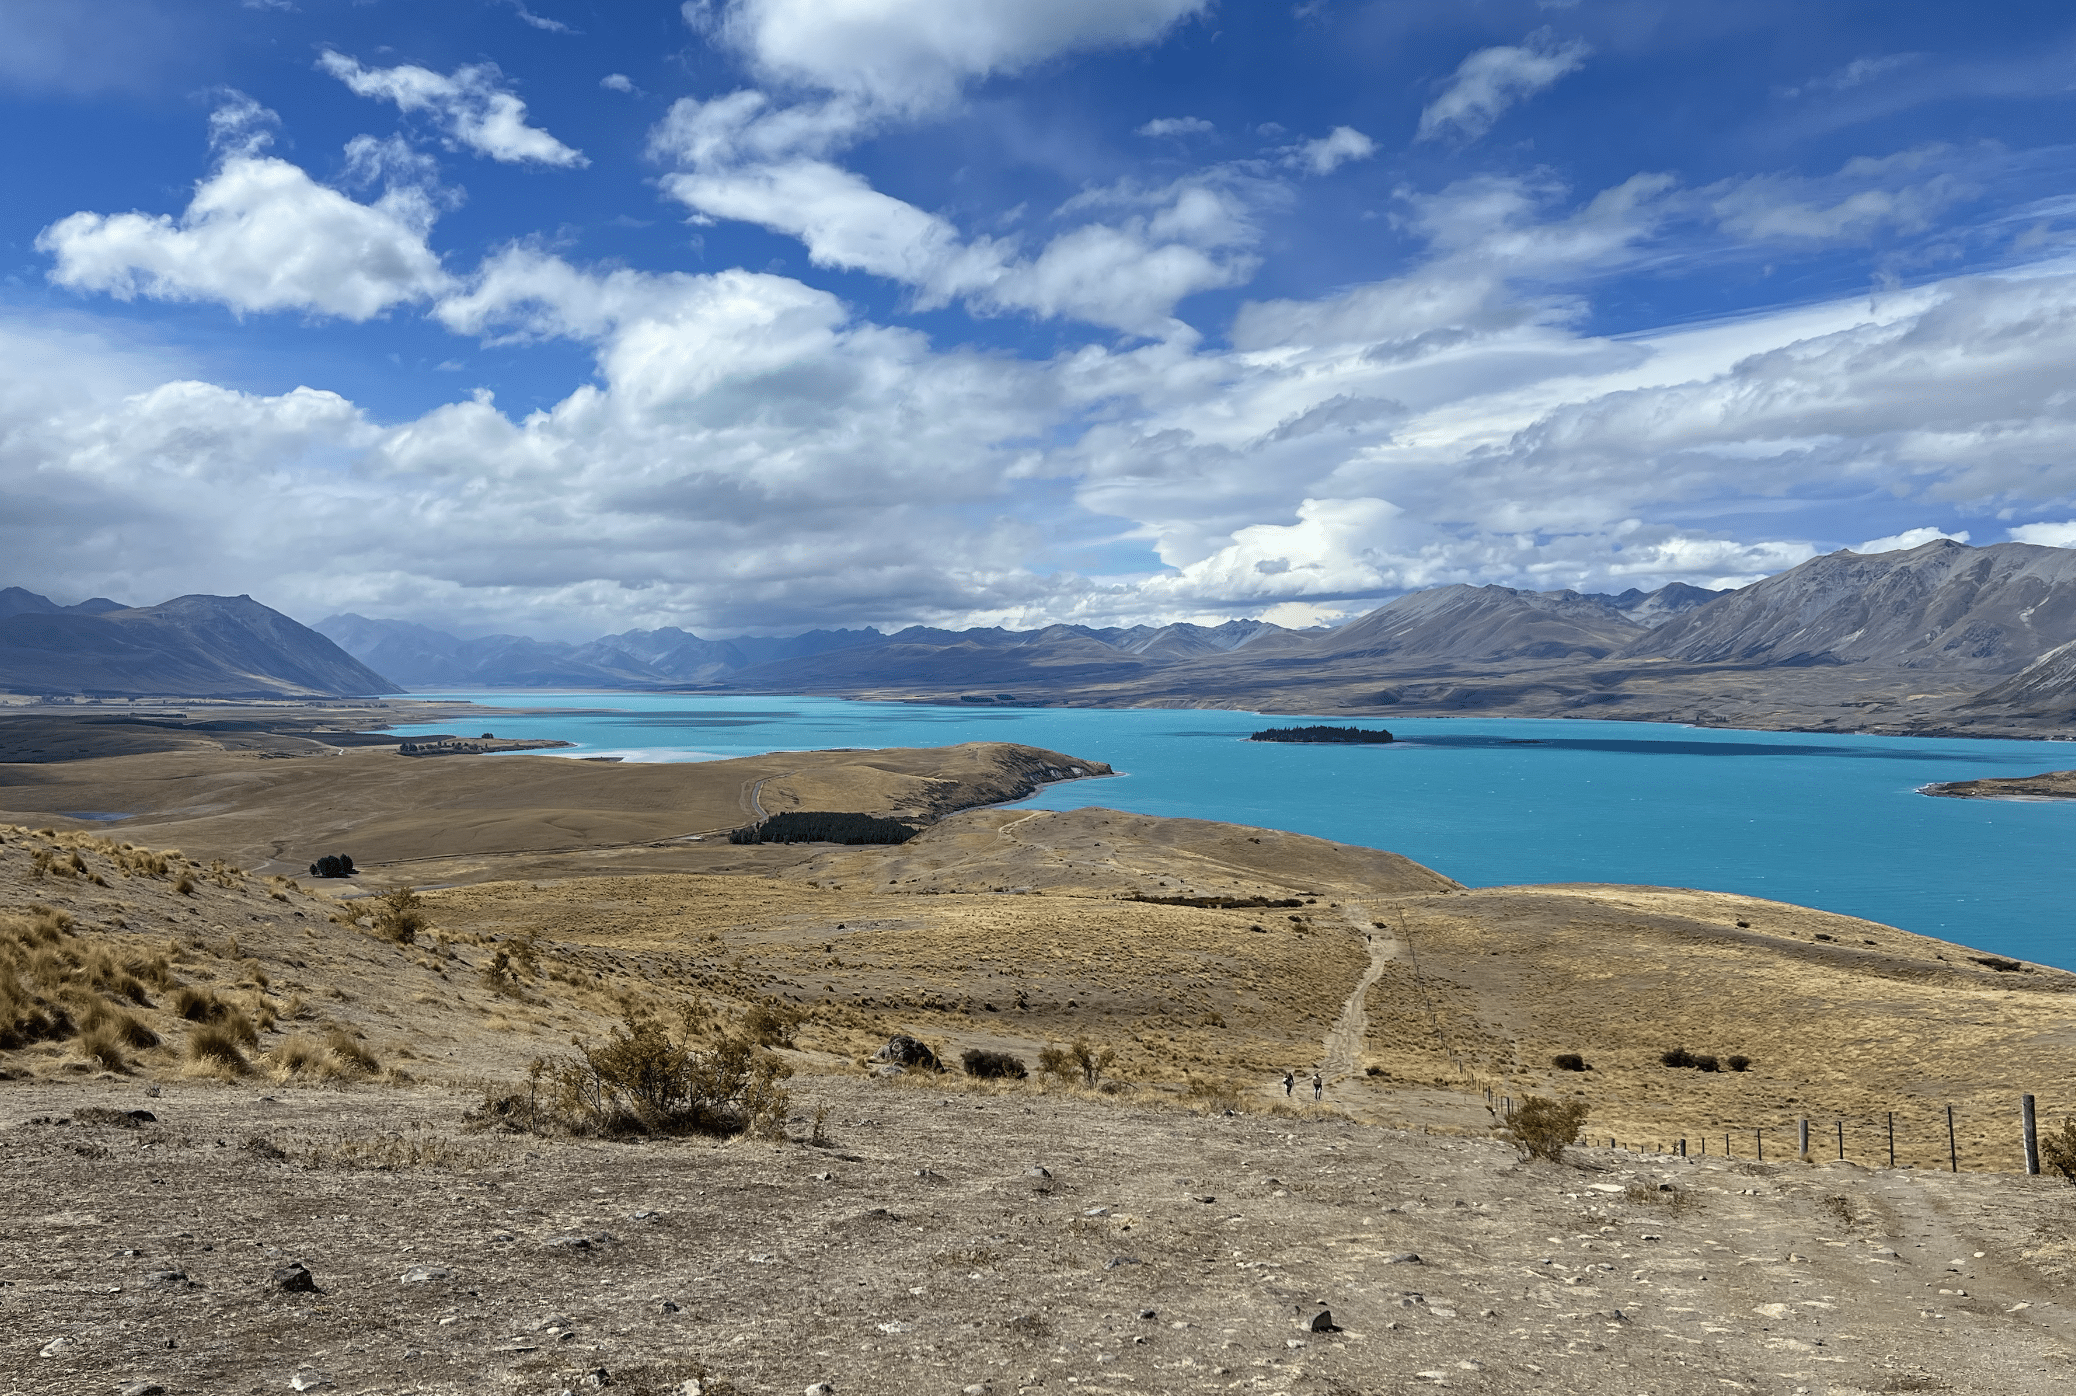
top-left (728, 812), bottom-right (919, 845)
top-left (1247, 725), bottom-right (1395, 744)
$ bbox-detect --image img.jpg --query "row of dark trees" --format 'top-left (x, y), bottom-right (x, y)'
top-left (728, 811), bottom-right (919, 845)
top-left (1248, 725), bottom-right (1395, 744)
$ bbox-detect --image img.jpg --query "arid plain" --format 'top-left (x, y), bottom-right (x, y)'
top-left (3, 707), bottom-right (2075, 1395)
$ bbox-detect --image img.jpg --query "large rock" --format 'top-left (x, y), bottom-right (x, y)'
top-left (873, 1035), bottom-right (939, 1070)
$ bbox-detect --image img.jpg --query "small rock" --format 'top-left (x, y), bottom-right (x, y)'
top-left (1787, 1252), bottom-right (1810, 1264)
top-left (128, 1110), bottom-right (157, 1124)
top-left (630, 1210), bottom-right (658, 1220)
top-left (580, 1370), bottom-right (611, 1390)
top-left (1137, 1308), bottom-right (1157, 1320)
top-left (544, 1233), bottom-right (616, 1250)
top-left (117, 1383), bottom-right (166, 1396)
top-left (288, 1371), bottom-right (331, 1392)
top-left (806, 1384), bottom-right (836, 1396)
top-left (145, 1269), bottom-right (189, 1286)
top-left (1190, 1194), bottom-right (1216, 1204)
top-left (1306, 1309), bottom-right (1337, 1332)
top-left (1385, 1252), bottom-right (1423, 1264)
top-left (676, 1382), bottom-right (705, 1396)
top-left (962, 1385), bottom-right (991, 1395)
top-left (655, 1299), bottom-right (681, 1314)
top-left (915, 1168), bottom-right (944, 1182)
top-left (399, 1266), bottom-right (451, 1283)
top-left (38, 1338), bottom-right (73, 1359)
top-left (813, 1171), bottom-right (832, 1181)
top-left (272, 1262), bottom-right (319, 1293)
top-left (1025, 1166), bottom-right (1051, 1180)
top-left (1284, 1339), bottom-right (1306, 1349)
top-left (1103, 1256), bottom-right (1141, 1270)
top-left (1083, 1206), bottom-right (1110, 1217)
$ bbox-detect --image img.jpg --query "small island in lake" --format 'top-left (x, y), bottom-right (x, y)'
top-left (1920, 767), bottom-right (2076, 800)
top-left (1248, 724), bottom-right (1395, 744)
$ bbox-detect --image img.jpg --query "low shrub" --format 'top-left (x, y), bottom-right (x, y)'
top-left (372, 887), bottom-right (427, 944)
top-left (742, 999), bottom-right (804, 1048)
top-left (961, 1048), bottom-right (1028, 1080)
top-left (495, 1010), bottom-right (793, 1139)
top-left (2042, 1119), bottom-right (2076, 1183)
top-left (1038, 1037), bottom-right (1116, 1087)
top-left (1505, 1094), bottom-right (1590, 1163)
top-left (1660, 1047), bottom-right (1696, 1069)
top-left (1551, 1052), bottom-right (1590, 1072)
top-left (1727, 1054), bottom-right (1751, 1072)
top-left (308, 854), bottom-right (356, 878)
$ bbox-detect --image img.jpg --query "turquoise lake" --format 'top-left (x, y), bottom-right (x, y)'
top-left (394, 694), bottom-right (2075, 970)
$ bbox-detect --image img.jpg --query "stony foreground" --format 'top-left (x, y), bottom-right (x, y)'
top-left (5, 1074), bottom-right (2073, 1396)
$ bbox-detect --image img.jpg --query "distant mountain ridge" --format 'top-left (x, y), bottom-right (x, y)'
top-left (312, 613), bottom-right (1315, 692)
top-left (0, 591), bottom-right (397, 698)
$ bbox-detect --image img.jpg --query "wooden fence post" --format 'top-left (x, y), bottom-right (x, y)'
top-left (1887, 1111), bottom-right (1894, 1169)
top-left (1836, 1118), bottom-right (1844, 1161)
top-left (2023, 1094), bottom-right (2040, 1176)
top-left (1798, 1117), bottom-right (1810, 1157)
top-left (1756, 1128), bottom-right (1763, 1161)
top-left (1947, 1105), bottom-right (1958, 1172)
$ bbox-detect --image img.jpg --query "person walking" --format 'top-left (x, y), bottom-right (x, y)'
top-left (1282, 1071), bottom-right (1295, 1097)
top-left (1312, 1070), bottom-right (1323, 1102)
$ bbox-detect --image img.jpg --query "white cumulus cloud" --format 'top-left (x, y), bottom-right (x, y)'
top-left (1417, 29), bottom-right (1591, 144)
top-left (37, 125), bottom-right (450, 321)
top-left (1137, 115), bottom-right (1213, 137)
top-left (1855, 527), bottom-right (1971, 553)
top-left (1286, 125), bottom-right (1375, 176)
top-left (317, 51), bottom-right (586, 167)
top-left (2007, 521), bottom-right (2076, 547)
top-left (696, 0), bottom-right (1210, 112)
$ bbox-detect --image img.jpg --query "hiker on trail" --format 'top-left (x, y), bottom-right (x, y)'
top-left (1312, 1071), bottom-right (1323, 1101)
top-left (1283, 1071), bottom-right (1295, 1097)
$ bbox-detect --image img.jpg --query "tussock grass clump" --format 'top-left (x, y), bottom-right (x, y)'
top-left (1181, 1074), bottom-right (1243, 1113)
top-left (77, 1026), bottom-right (129, 1071)
top-left (476, 1008), bottom-right (791, 1139)
top-left (2, 905), bottom-right (170, 1055)
top-left (1551, 1052), bottom-right (1590, 1072)
top-left (188, 1021), bottom-right (251, 1072)
top-left (265, 1028), bottom-right (380, 1080)
top-left (1504, 1094), bottom-right (1590, 1163)
top-left (960, 1048), bottom-right (1028, 1080)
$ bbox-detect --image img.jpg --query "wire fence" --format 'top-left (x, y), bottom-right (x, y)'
top-left (1491, 1092), bottom-right (2065, 1177)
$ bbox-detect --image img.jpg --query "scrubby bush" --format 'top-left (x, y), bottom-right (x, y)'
top-left (1038, 1037), bottom-right (1116, 1088)
top-left (1505, 1094), bottom-right (1590, 1163)
top-left (308, 854), bottom-right (356, 878)
top-left (1727, 1054), bottom-right (1752, 1072)
top-left (741, 999), bottom-right (804, 1048)
top-left (961, 1048), bottom-right (1028, 1080)
top-left (487, 1010), bottom-right (792, 1139)
top-left (1660, 1047), bottom-right (1697, 1069)
top-left (1551, 1052), bottom-right (1590, 1072)
top-left (2042, 1119), bottom-right (2076, 1183)
top-left (372, 887), bottom-right (427, 944)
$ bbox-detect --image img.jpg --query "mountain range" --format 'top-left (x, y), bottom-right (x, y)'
top-left (11, 539), bottom-right (2076, 733)
top-left (0, 592), bottom-right (393, 698)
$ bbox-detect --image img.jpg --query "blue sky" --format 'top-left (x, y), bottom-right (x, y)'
top-left (6, 0), bottom-right (2076, 639)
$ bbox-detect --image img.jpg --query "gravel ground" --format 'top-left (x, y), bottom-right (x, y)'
top-left (6, 1072), bottom-right (2075, 1396)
